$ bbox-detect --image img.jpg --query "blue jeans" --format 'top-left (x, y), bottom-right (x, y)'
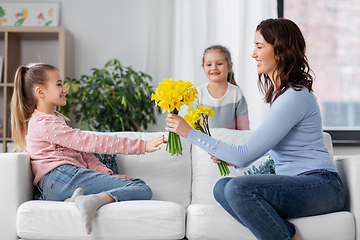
top-left (213, 170), bottom-right (345, 240)
top-left (37, 164), bottom-right (152, 202)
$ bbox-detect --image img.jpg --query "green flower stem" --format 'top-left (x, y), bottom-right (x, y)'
top-left (173, 132), bottom-right (181, 156)
top-left (199, 116), bottom-right (230, 176)
top-left (167, 109), bottom-right (183, 156)
top-left (166, 130), bottom-right (171, 151)
top-left (218, 162), bottom-right (223, 176)
top-left (218, 159), bottom-right (230, 176)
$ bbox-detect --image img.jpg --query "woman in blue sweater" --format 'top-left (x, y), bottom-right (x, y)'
top-left (166, 18), bottom-right (345, 240)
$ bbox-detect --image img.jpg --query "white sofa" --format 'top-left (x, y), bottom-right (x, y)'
top-left (0, 129), bottom-right (357, 240)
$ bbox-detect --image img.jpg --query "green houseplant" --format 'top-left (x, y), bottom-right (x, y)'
top-left (60, 59), bottom-right (160, 132)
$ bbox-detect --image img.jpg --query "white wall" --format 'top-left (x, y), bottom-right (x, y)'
top-left (6, 0), bottom-right (164, 130)
top-left (13, 0), bottom-right (150, 78)
top-left (59, 0), bottom-right (150, 78)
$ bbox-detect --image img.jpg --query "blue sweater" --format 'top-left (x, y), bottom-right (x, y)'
top-left (187, 88), bottom-right (337, 176)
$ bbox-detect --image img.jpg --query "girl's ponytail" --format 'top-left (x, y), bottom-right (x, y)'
top-left (11, 66), bottom-right (32, 152)
top-left (11, 63), bottom-right (66, 152)
top-left (227, 70), bottom-right (237, 86)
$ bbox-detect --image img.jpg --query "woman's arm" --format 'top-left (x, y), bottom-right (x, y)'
top-left (166, 89), bottom-right (308, 168)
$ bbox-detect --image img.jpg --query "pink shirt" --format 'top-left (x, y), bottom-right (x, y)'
top-left (26, 109), bottom-right (146, 185)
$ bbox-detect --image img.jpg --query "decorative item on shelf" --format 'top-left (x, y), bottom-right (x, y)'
top-left (59, 59), bottom-right (160, 132)
top-left (184, 105), bottom-right (230, 176)
top-left (0, 2), bottom-right (60, 26)
top-left (151, 78), bottom-right (198, 156)
top-left (0, 6), bottom-right (7, 25)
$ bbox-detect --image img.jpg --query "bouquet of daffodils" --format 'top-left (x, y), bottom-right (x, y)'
top-left (151, 78), bottom-right (198, 156)
top-left (185, 106), bottom-right (230, 176)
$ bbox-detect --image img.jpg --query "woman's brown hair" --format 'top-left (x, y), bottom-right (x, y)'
top-left (11, 64), bottom-right (68, 152)
top-left (256, 18), bottom-right (314, 104)
top-left (202, 44), bottom-right (238, 86)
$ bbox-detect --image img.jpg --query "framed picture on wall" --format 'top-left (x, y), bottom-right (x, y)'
top-left (0, 2), bottom-right (60, 26)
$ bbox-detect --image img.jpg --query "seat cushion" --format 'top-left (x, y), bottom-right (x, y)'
top-left (17, 200), bottom-right (185, 240)
top-left (112, 131), bottom-right (192, 208)
top-left (191, 129), bottom-right (252, 205)
top-left (186, 204), bottom-right (355, 240)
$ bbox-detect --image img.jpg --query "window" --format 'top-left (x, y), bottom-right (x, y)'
top-left (281, 0), bottom-right (360, 145)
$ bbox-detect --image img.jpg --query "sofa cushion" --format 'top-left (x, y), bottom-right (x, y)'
top-left (191, 129), bottom-right (253, 205)
top-left (111, 131), bottom-right (192, 208)
top-left (93, 153), bottom-right (119, 174)
top-left (17, 200), bottom-right (185, 240)
top-left (186, 204), bottom-right (355, 240)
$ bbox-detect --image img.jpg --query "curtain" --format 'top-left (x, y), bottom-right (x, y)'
top-left (145, 0), bottom-right (277, 132)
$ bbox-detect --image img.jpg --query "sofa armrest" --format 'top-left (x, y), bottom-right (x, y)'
top-left (334, 155), bottom-right (360, 240)
top-left (0, 152), bottom-right (34, 240)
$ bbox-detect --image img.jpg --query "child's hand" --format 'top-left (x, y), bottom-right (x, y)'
top-left (145, 135), bottom-right (166, 152)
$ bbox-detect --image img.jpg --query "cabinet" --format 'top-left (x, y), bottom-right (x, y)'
top-left (0, 26), bottom-right (74, 152)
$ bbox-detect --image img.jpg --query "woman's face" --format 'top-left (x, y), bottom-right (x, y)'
top-left (252, 30), bottom-right (277, 81)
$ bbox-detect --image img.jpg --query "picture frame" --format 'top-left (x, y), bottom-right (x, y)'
top-left (0, 2), bottom-right (60, 26)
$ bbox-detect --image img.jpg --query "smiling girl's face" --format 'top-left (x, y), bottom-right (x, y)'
top-left (203, 50), bottom-right (232, 84)
top-left (35, 70), bottom-right (68, 114)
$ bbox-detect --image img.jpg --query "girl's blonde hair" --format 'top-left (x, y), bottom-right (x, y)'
top-left (11, 64), bottom-right (68, 152)
top-left (202, 44), bottom-right (238, 86)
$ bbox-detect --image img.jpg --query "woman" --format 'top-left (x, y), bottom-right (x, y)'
top-left (166, 18), bottom-right (345, 240)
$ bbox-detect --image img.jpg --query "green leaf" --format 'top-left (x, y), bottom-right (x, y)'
top-left (64, 82), bottom-right (70, 90)
top-left (0, 7), bottom-right (6, 18)
top-left (61, 59), bottom-right (159, 132)
top-left (15, 18), bottom-right (24, 26)
top-left (121, 95), bottom-right (127, 107)
top-left (71, 83), bottom-right (79, 92)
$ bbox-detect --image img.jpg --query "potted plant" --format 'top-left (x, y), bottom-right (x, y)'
top-left (60, 59), bottom-right (160, 132)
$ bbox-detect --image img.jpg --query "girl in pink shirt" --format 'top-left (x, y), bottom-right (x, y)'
top-left (10, 64), bottom-right (165, 234)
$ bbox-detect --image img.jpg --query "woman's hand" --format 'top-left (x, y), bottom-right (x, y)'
top-left (145, 135), bottom-right (166, 152)
top-left (209, 154), bottom-right (237, 167)
top-left (113, 174), bottom-right (133, 181)
top-left (166, 113), bottom-right (192, 139)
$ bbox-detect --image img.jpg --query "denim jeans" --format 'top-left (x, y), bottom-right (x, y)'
top-left (37, 164), bottom-right (152, 202)
top-left (213, 170), bottom-right (345, 240)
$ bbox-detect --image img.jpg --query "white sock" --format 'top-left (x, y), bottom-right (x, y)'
top-left (64, 188), bottom-right (84, 202)
top-left (74, 193), bottom-right (108, 234)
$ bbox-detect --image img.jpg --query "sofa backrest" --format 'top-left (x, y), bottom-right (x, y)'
top-left (112, 131), bottom-right (192, 208)
top-left (191, 129), bottom-right (334, 205)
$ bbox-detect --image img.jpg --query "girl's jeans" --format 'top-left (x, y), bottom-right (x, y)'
top-left (213, 170), bottom-right (345, 240)
top-left (37, 164), bottom-right (152, 202)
